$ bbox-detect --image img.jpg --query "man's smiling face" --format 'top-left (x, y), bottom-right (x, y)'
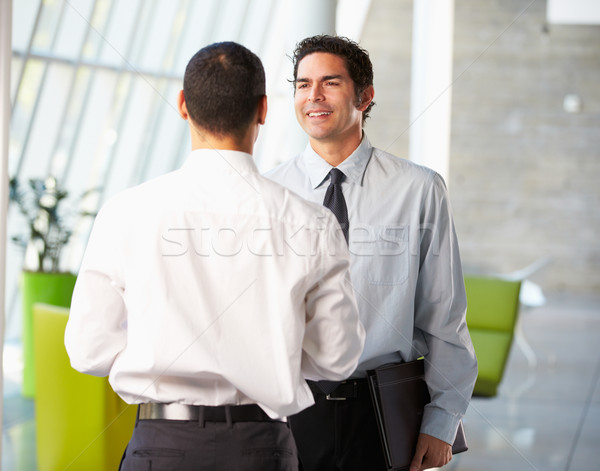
top-left (294, 52), bottom-right (366, 146)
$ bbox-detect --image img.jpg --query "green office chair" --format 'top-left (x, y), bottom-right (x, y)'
top-left (464, 276), bottom-right (522, 397)
top-left (33, 303), bottom-right (136, 471)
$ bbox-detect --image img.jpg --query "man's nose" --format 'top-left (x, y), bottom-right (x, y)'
top-left (308, 84), bottom-right (324, 102)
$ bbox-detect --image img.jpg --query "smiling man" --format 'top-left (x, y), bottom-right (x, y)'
top-left (293, 51), bottom-right (371, 165)
top-left (266, 35), bottom-right (477, 471)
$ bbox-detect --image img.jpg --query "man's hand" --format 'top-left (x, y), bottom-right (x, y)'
top-left (409, 433), bottom-right (452, 471)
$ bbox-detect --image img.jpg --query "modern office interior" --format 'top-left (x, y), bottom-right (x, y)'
top-left (1, 0), bottom-right (599, 470)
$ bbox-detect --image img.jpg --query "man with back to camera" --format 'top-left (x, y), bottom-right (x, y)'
top-left (266, 35), bottom-right (478, 471)
top-left (64, 41), bottom-right (365, 471)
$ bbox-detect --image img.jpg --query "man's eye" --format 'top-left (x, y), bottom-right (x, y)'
top-left (326, 81), bottom-right (339, 86)
top-left (297, 83), bottom-right (308, 89)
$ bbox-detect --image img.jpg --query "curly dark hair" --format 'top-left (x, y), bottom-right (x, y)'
top-left (183, 42), bottom-right (265, 140)
top-left (292, 35), bottom-right (375, 124)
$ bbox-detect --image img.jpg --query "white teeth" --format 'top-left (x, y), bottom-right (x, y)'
top-left (308, 111), bottom-right (331, 117)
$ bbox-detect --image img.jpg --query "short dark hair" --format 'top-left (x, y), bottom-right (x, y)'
top-left (292, 35), bottom-right (375, 123)
top-left (183, 42), bottom-right (265, 139)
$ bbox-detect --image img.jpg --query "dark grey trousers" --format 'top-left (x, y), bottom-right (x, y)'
top-left (119, 417), bottom-right (298, 471)
top-left (288, 382), bottom-right (387, 471)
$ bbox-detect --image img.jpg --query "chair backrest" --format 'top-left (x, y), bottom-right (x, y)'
top-left (464, 276), bottom-right (522, 332)
top-left (464, 276), bottom-right (522, 397)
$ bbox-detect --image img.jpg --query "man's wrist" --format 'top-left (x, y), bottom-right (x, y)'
top-left (420, 406), bottom-right (461, 445)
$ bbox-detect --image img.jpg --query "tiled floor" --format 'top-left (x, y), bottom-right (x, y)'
top-left (447, 292), bottom-right (600, 471)
top-left (2, 292), bottom-right (599, 470)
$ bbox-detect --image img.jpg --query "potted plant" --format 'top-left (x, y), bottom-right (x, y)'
top-left (9, 175), bottom-right (98, 397)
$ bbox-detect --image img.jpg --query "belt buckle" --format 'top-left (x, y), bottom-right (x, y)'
top-left (325, 393), bottom-right (346, 401)
top-left (325, 380), bottom-right (357, 401)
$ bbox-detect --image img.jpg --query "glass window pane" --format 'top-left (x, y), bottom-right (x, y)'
top-left (5, 0), bottom-right (304, 335)
top-left (138, 1), bottom-right (180, 72)
top-left (156, 3), bottom-right (190, 75)
top-left (98, 0), bottom-right (143, 66)
top-left (31, 0), bottom-right (65, 54)
top-left (213, 0), bottom-right (248, 43)
top-left (81, 0), bottom-right (115, 60)
top-left (99, 76), bottom-right (160, 199)
top-left (10, 58), bottom-right (24, 104)
top-left (122, 0), bottom-right (154, 69)
top-left (172, 0), bottom-right (218, 73)
top-left (12, 0), bottom-right (42, 52)
top-left (90, 73), bottom-right (134, 182)
top-left (143, 81), bottom-right (187, 181)
top-left (47, 67), bottom-right (88, 178)
top-left (53, 0), bottom-right (96, 60)
top-left (9, 59), bottom-right (45, 176)
top-left (19, 63), bottom-right (75, 178)
top-left (65, 69), bottom-right (118, 193)
top-left (46, 67), bottom-right (93, 180)
top-left (238, 0), bottom-right (274, 53)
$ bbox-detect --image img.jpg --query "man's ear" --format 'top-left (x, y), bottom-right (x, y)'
top-left (357, 85), bottom-right (374, 111)
top-left (257, 95), bottom-right (267, 125)
top-left (177, 89), bottom-right (189, 120)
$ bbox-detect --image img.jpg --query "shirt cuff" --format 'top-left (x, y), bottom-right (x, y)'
top-left (420, 405), bottom-right (461, 445)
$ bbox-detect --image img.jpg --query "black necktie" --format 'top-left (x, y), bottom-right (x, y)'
top-left (323, 168), bottom-right (349, 244)
top-left (316, 168), bottom-right (349, 396)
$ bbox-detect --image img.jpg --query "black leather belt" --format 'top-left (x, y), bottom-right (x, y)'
top-left (308, 379), bottom-right (368, 400)
top-left (138, 403), bottom-right (277, 422)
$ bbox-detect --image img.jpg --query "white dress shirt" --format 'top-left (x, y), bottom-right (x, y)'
top-left (265, 136), bottom-right (477, 443)
top-left (65, 149), bottom-right (365, 419)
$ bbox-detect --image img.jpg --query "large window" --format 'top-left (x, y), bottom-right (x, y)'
top-left (5, 0), bottom-right (299, 339)
top-left (5, 0), bottom-right (369, 339)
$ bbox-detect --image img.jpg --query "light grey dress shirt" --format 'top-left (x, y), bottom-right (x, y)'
top-left (265, 135), bottom-right (477, 443)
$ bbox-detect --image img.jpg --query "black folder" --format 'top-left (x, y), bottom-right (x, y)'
top-left (367, 359), bottom-right (468, 471)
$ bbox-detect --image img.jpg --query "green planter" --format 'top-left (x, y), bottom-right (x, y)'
top-left (21, 271), bottom-right (77, 398)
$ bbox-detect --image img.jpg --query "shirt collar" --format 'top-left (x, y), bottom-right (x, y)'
top-left (303, 135), bottom-right (373, 189)
top-left (181, 148), bottom-right (258, 175)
